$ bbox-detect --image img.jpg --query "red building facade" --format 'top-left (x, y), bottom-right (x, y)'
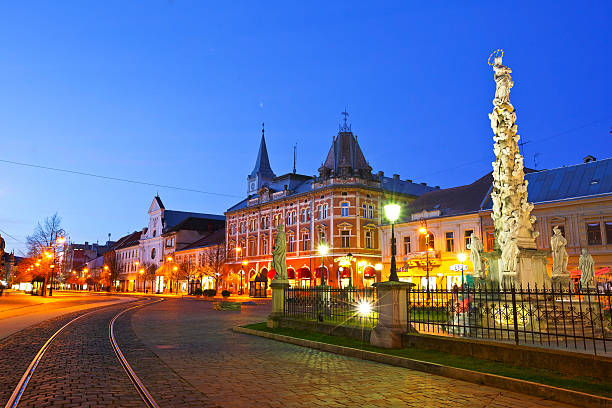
top-left (224, 121), bottom-right (436, 294)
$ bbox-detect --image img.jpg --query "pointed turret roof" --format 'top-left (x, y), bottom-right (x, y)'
top-left (249, 125), bottom-right (276, 180)
top-left (319, 130), bottom-right (372, 180)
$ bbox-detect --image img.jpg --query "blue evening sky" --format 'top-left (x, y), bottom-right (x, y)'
top-left (0, 1), bottom-right (610, 254)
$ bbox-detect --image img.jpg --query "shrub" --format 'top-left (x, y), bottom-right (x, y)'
top-left (221, 290), bottom-right (231, 297)
top-left (203, 289), bottom-right (217, 297)
top-left (193, 288), bottom-right (203, 296)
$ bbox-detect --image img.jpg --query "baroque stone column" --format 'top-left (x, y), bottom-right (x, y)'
top-left (488, 50), bottom-right (540, 285)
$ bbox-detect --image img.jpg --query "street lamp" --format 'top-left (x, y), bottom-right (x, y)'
top-left (419, 223), bottom-right (433, 298)
top-left (384, 203), bottom-right (401, 282)
top-left (240, 260), bottom-right (248, 295)
top-left (134, 261), bottom-right (139, 292)
top-left (139, 268), bottom-right (144, 292)
top-left (457, 252), bottom-right (467, 288)
top-left (317, 243), bottom-right (329, 286)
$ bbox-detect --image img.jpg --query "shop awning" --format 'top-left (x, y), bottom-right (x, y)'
top-left (596, 267), bottom-right (610, 276)
top-left (339, 268), bottom-right (351, 278)
top-left (268, 268), bottom-right (275, 280)
top-left (569, 270), bottom-right (580, 278)
top-left (363, 266), bottom-right (376, 278)
top-left (297, 267), bottom-right (310, 279)
top-left (287, 268), bottom-right (296, 280)
top-left (315, 267), bottom-right (327, 278)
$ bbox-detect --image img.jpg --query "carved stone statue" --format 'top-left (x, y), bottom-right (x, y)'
top-left (271, 225), bottom-right (287, 281)
top-left (469, 234), bottom-right (484, 278)
top-left (579, 249), bottom-right (595, 288)
top-left (550, 226), bottom-right (568, 277)
top-left (488, 51), bottom-right (538, 283)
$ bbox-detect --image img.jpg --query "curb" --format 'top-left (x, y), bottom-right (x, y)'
top-left (233, 326), bottom-right (612, 408)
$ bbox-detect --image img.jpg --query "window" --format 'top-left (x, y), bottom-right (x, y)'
top-left (403, 236), bottom-right (411, 254)
top-left (445, 232), bottom-right (454, 252)
top-left (587, 223), bottom-right (602, 245)
top-left (341, 231), bottom-right (350, 248)
top-left (261, 240), bottom-right (268, 255)
top-left (607, 222), bottom-right (612, 244)
top-left (249, 240), bottom-right (256, 256)
top-left (486, 231), bottom-right (495, 251)
top-left (317, 205), bottom-right (323, 220)
top-left (319, 230), bottom-right (327, 244)
top-left (151, 248), bottom-right (156, 260)
top-left (292, 211), bottom-right (297, 224)
top-left (341, 202), bottom-right (349, 217)
top-left (365, 231), bottom-right (372, 249)
top-left (464, 230), bottom-right (473, 250)
top-left (303, 233), bottom-right (310, 251)
top-left (362, 204), bottom-right (367, 218)
top-left (323, 204), bottom-right (329, 218)
top-left (288, 235), bottom-right (295, 252)
top-left (368, 205), bottom-right (373, 219)
top-left (301, 209), bottom-right (308, 223)
top-left (420, 232), bottom-right (434, 251)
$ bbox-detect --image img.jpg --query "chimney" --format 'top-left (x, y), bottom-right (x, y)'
top-left (406, 179), bottom-right (413, 183)
top-left (393, 174), bottom-right (400, 180)
top-left (377, 171), bottom-right (384, 179)
top-left (584, 155), bottom-right (596, 163)
top-left (420, 182), bottom-right (427, 186)
top-left (85, 241), bottom-right (89, 246)
top-left (435, 185), bottom-right (440, 189)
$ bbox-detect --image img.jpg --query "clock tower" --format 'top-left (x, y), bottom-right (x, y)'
top-left (247, 123), bottom-right (276, 195)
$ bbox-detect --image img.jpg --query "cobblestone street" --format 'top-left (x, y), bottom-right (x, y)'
top-left (130, 299), bottom-right (576, 408)
top-left (0, 296), bottom-right (579, 407)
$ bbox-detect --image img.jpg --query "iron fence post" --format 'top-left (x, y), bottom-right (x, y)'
top-left (511, 285), bottom-right (519, 345)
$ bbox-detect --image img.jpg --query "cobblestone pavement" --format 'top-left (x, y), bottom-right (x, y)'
top-left (0, 302), bottom-right (129, 404)
top-left (131, 299), bottom-right (576, 408)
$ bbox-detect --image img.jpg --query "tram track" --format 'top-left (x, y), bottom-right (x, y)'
top-left (4, 298), bottom-right (163, 408)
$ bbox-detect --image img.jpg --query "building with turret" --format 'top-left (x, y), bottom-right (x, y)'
top-left (224, 117), bottom-right (437, 295)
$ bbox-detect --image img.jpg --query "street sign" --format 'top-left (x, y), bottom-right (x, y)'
top-left (450, 264), bottom-right (468, 271)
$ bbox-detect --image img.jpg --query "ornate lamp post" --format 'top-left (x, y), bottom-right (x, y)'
top-left (240, 260), bottom-right (248, 295)
top-left (139, 268), bottom-right (144, 292)
top-left (384, 204), bottom-right (401, 282)
top-left (317, 243), bottom-right (329, 285)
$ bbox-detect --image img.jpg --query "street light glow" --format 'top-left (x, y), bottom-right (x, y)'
top-left (457, 253), bottom-right (467, 262)
top-left (356, 300), bottom-right (372, 316)
top-left (384, 203), bottom-right (401, 223)
top-left (418, 227), bottom-right (427, 234)
top-left (317, 243), bottom-right (329, 256)
top-left (56, 236), bottom-right (66, 244)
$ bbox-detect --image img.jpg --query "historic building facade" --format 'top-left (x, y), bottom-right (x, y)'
top-left (380, 157), bottom-right (612, 289)
top-left (108, 196), bottom-right (224, 292)
top-left (224, 121), bottom-right (437, 294)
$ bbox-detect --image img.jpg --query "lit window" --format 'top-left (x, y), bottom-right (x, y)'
top-left (362, 204), bottom-right (367, 217)
top-left (445, 232), bottom-right (454, 252)
top-left (323, 204), bottom-right (329, 218)
top-left (368, 205), bottom-right (373, 219)
top-left (607, 222), bottom-right (612, 244)
top-left (287, 235), bottom-right (295, 252)
top-left (464, 230), bottom-right (473, 250)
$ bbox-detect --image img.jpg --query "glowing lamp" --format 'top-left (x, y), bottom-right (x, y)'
top-left (374, 263), bottom-right (383, 271)
top-left (139, 269), bottom-right (144, 274)
top-left (384, 203), bottom-right (401, 223)
top-left (317, 244), bottom-right (329, 256)
top-left (241, 260), bottom-right (248, 266)
top-left (356, 300), bottom-right (372, 316)
top-left (418, 227), bottom-right (427, 234)
top-left (457, 253), bottom-right (467, 263)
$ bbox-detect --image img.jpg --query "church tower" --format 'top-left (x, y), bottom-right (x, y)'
top-left (247, 123), bottom-right (276, 195)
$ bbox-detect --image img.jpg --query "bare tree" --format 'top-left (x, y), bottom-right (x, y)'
top-left (206, 241), bottom-right (226, 290)
top-left (26, 213), bottom-right (66, 296)
top-left (103, 251), bottom-right (120, 292)
top-left (144, 262), bottom-right (157, 293)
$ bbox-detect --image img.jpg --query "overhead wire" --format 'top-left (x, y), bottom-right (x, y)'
top-left (0, 159), bottom-right (241, 199)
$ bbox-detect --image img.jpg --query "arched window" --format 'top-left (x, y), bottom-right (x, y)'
top-left (368, 205), bottom-right (374, 219)
top-left (419, 232), bottom-right (435, 251)
top-left (362, 204), bottom-right (367, 218)
top-left (323, 204), bottom-right (329, 218)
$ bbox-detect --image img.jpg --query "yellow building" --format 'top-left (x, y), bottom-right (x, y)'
top-left (380, 158), bottom-right (612, 288)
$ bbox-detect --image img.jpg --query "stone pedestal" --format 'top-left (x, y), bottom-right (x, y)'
top-left (316, 285), bottom-right (330, 319)
top-left (267, 280), bottom-right (290, 328)
top-left (482, 249), bottom-right (548, 288)
top-left (370, 281), bottom-right (413, 349)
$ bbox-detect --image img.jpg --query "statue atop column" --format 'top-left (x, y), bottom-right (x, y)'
top-left (550, 226), bottom-right (568, 278)
top-left (579, 248), bottom-right (595, 288)
top-left (488, 50), bottom-right (539, 282)
top-left (271, 225), bottom-right (287, 281)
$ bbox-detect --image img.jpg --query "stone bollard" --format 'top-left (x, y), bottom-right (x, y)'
top-left (370, 281), bottom-right (413, 348)
top-left (267, 280), bottom-right (290, 328)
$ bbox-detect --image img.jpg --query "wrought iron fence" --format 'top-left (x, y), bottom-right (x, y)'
top-left (284, 286), bottom-right (378, 328)
top-left (407, 283), bottom-right (612, 355)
